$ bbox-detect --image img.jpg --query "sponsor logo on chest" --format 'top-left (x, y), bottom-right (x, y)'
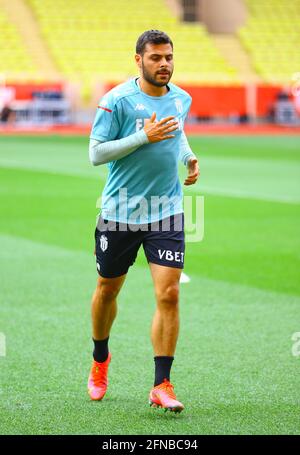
top-left (135, 116), bottom-right (183, 132)
top-left (135, 103), bottom-right (146, 111)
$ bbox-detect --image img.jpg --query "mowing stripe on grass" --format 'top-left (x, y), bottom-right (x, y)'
top-left (198, 185), bottom-right (300, 204)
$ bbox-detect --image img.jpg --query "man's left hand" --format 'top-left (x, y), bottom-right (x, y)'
top-left (184, 157), bottom-right (199, 186)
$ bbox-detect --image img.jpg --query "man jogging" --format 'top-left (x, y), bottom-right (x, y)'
top-left (88, 29), bottom-right (199, 413)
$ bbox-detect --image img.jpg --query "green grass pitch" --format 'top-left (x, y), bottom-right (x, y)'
top-left (0, 134), bottom-right (299, 435)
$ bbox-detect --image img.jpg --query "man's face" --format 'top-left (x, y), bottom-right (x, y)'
top-left (136, 42), bottom-right (174, 87)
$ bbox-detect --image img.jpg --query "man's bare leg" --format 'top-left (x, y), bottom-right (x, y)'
top-left (91, 274), bottom-right (126, 340)
top-left (88, 273), bottom-right (126, 401)
top-left (148, 263), bottom-right (184, 412)
top-left (149, 263), bottom-right (181, 357)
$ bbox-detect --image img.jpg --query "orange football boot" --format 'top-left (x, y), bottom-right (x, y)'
top-left (88, 353), bottom-right (111, 401)
top-left (149, 378), bottom-right (184, 413)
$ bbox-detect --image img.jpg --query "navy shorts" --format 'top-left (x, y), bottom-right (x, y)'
top-left (94, 213), bottom-right (185, 278)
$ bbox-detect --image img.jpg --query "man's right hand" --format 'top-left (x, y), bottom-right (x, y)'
top-left (144, 112), bottom-right (178, 143)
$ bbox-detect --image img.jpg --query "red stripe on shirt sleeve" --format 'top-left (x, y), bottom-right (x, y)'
top-left (97, 105), bottom-right (112, 113)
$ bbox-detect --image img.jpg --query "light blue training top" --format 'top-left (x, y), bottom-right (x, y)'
top-left (90, 77), bottom-right (193, 224)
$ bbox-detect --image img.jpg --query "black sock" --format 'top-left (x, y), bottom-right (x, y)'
top-left (93, 337), bottom-right (109, 363)
top-left (154, 356), bottom-right (174, 386)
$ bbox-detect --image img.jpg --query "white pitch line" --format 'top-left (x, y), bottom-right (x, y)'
top-left (199, 185), bottom-right (300, 205)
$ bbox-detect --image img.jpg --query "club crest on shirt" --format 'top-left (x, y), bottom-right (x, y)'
top-left (175, 98), bottom-right (183, 114)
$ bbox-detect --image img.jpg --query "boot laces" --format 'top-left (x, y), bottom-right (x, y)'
top-left (92, 362), bottom-right (108, 387)
top-left (157, 379), bottom-right (176, 399)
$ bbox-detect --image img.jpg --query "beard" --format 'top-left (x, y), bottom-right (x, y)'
top-left (141, 60), bottom-right (173, 87)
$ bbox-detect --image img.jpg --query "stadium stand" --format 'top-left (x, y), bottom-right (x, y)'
top-left (1, 0), bottom-right (299, 89)
top-left (0, 6), bottom-right (37, 80)
top-left (25, 0), bottom-right (238, 94)
top-left (1, 0), bottom-right (298, 112)
top-left (237, 0), bottom-right (300, 83)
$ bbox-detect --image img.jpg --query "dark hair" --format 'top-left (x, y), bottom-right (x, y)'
top-left (136, 30), bottom-right (173, 55)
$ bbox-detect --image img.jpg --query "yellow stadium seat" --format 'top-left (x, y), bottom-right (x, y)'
top-left (237, 0), bottom-right (300, 83)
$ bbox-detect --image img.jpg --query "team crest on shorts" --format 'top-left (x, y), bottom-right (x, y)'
top-left (100, 234), bottom-right (108, 252)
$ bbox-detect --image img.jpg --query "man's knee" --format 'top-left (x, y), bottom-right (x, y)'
top-left (93, 277), bottom-right (122, 303)
top-left (156, 283), bottom-right (179, 306)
